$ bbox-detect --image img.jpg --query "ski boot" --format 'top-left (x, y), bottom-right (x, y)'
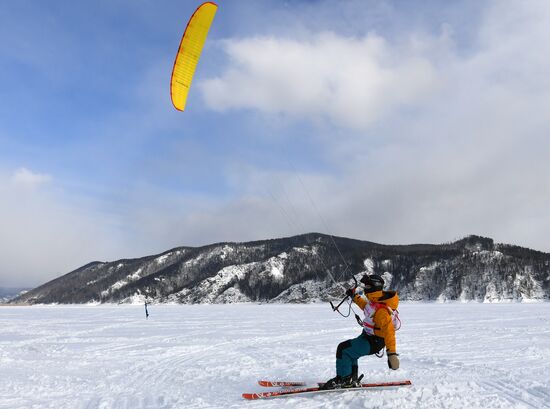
top-left (320, 375), bottom-right (342, 390)
top-left (341, 365), bottom-right (364, 388)
top-left (321, 373), bottom-right (364, 390)
top-left (341, 373), bottom-right (364, 388)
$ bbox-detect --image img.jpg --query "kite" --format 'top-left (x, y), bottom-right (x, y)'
top-left (170, 2), bottom-right (218, 111)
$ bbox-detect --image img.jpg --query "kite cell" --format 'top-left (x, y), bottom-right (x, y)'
top-left (170, 2), bottom-right (218, 111)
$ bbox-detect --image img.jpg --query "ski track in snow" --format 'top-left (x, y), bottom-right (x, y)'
top-left (0, 303), bottom-right (549, 409)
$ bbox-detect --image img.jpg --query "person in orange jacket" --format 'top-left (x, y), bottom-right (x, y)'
top-left (322, 274), bottom-right (400, 389)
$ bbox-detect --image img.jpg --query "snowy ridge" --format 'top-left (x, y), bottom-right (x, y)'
top-left (272, 280), bottom-right (335, 303)
top-left (177, 264), bottom-right (250, 303)
top-left (10, 234), bottom-right (550, 304)
top-left (101, 268), bottom-right (143, 297)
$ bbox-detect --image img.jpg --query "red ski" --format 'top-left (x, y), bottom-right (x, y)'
top-left (258, 380), bottom-right (307, 387)
top-left (243, 380), bottom-right (412, 400)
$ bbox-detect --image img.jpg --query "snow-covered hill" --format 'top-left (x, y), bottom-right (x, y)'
top-left (11, 234), bottom-right (550, 304)
top-left (0, 287), bottom-right (29, 303)
top-left (1, 303), bottom-right (549, 408)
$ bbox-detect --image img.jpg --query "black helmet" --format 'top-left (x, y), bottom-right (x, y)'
top-left (360, 274), bottom-right (384, 293)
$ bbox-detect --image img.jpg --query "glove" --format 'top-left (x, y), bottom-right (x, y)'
top-left (345, 288), bottom-right (356, 298)
top-left (387, 352), bottom-right (399, 370)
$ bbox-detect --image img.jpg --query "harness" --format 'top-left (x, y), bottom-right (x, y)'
top-left (355, 300), bottom-right (401, 358)
top-left (363, 301), bottom-right (401, 332)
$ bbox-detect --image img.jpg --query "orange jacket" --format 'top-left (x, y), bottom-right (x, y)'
top-left (351, 290), bottom-right (399, 353)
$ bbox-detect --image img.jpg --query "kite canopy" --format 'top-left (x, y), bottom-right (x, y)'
top-left (170, 2), bottom-right (218, 111)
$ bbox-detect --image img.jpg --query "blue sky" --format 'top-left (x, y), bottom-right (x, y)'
top-left (1, 0), bottom-right (549, 287)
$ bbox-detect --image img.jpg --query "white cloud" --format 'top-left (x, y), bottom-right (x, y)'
top-left (201, 32), bottom-right (440, 130)
top-left (11, 167), bottom-right (52, 189)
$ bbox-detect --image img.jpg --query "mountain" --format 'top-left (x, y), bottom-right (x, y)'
top-left (0, 287), bottom-right (30, 303)
top-left (10, 234), bottom-right (550, 305)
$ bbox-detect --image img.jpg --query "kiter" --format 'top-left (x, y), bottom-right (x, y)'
top-left (322, 274), bottom-right (401, 389)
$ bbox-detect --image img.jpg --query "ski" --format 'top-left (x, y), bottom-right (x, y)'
top-left (243, 380), bottom-right (412, 400)
top-left (258, 380), bottom-right (307, 387)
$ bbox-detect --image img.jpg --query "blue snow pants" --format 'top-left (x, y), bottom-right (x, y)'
top-left (336, 333), bottom-right (372, 377)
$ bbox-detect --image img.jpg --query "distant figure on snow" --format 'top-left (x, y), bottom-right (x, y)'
top-left (145, 301), bottom-right (149, 319)
top-left (322, 274), bottom-right (400, 389)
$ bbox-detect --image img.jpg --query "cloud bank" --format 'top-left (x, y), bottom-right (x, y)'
top-left (0, 168), bottom-right (127, 287)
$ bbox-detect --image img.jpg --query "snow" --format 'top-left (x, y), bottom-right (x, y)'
top-left (1, 303), bottom-right (549, 409)
top-left (155, 250), bottom-right (185, 265)
top-left (267, 253), bottom-right (287, 279)
top-left (122, 293), bottom-right (148, 305)
top-left (218, 245), bottom-right (234, 260)
top-left (155, 254), bottom-right (170, 265)
top-left (182, 265), bottom-right (249, 303)
top-left (381, 271), bottom-right (394, 287)
top-left (363, 258), bottom-right (374, 273)
top-left (272, 280), bottom-right (331, 303)
top-left (101, 269), bottom-right (143, 297)
top-left (293, 246), bottom-right (317, 255)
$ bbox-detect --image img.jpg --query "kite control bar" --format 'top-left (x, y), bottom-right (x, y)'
top-left (330, 276), bottom-right (359, 316)
top-left (330, 276), bottom-right (366, 327)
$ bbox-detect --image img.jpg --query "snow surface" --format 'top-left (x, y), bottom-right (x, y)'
top-left (1, 303), bottom-right (549, 409)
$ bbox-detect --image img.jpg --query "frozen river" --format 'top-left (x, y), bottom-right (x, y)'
top-left (1, 303), bottom-right (549, 408)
